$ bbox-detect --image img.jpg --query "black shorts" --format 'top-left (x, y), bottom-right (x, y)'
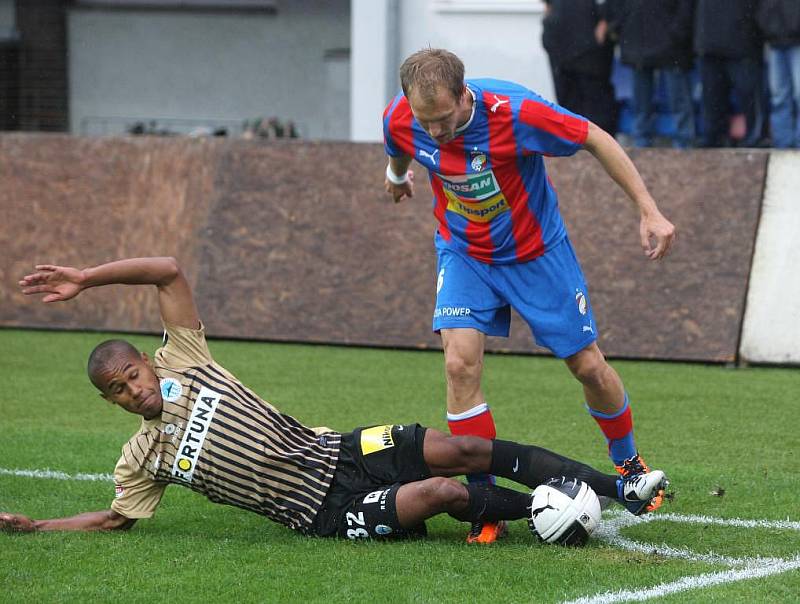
top-left (312, 424), bottom-right (432, 540)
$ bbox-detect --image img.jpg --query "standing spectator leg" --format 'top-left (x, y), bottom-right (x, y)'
top-left (663, 67), bottom-right (696, 149)
top-left (768, 46), bottom-right (794, 148)
top-left (577, 73), bottom-right (618, 136)
top-left (788, 46), bottom-right (800, 147)
top-left (631, 67), bottom-right (655, 147)
top-left (730, 56), bottom-right (765, 147)
top-left (551, 65), bottom-right (579, 114)
top-left (700, 56), bottom-right (731, 147)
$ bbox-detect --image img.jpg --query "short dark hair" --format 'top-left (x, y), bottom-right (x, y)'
top-left (399, 48), bottom-right (465, 102)
top-left (87, 339), bottom-right (140, 390)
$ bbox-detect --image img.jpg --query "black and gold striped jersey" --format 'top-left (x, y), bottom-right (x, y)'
top-left (111, 323), bottom-right (340, 534)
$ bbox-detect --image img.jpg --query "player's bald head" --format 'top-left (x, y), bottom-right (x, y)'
top-left (87, 339), bottom-right (142, 390)
top-left (400, 48), bottom-right (465, 103)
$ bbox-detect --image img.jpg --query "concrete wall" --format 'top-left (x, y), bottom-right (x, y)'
top-left (67, 1), bottom-right (350, 138)
top-left (740, 152), bottom-right (800, 365)
top-left (1, 135), bottom-right (784, 364)
top-left (351, 0), bottom-right (551, 141)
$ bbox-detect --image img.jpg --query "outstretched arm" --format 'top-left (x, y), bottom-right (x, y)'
top-left (0, 509), bottom-right (135, 533)
top-left (19, 257), bottom-right (200, 329)
top-left (583, 122), bottom-right (677, 260)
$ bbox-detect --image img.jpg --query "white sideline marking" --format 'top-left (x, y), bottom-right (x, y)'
top-left (563, 510), bottom-right (800, 604)
top-left (0, 467), bottom-right (113, 482)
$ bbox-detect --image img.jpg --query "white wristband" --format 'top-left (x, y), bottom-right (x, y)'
top-left (385, 163), bottom-right (410, 185)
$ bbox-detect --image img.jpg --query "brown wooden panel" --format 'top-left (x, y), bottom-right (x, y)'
top-left (0, 134), bottom-right (218, 331)
top-left (0, 136), bottom-right (766, 362)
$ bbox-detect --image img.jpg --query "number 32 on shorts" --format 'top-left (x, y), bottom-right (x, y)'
top-left (345, 511), bottom-right (368, 539)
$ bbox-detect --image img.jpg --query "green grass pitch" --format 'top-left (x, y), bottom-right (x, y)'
top-left (1, 328), bottom-right (798, 603)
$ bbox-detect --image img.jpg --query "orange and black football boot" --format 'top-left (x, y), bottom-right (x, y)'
top-left (615, 453), bottom-right (665, 513)
top-left (466, 520), bottom-right (508, 544)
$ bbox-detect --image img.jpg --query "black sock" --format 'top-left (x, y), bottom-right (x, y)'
top-left (449, 483), bottom-right (531, 523)
top-left (489, 439), bottom-right (618, 499)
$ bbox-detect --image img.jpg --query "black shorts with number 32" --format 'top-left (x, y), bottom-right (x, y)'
top-left (312, 424), bottom-right (432, 540)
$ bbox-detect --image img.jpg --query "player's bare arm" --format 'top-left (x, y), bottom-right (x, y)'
top-left (384, 154), bottom-right (415, 203)
top-left (583, 122), bottom-right (677, 260)
top-left (19, 257), bottom-right (200, 328)
top-left (0, 509), bottom-right (135, 533)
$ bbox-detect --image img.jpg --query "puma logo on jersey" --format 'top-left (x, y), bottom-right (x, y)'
top-left (490, 95), bottom-right (510, 113)
top-left (418, 148), bottom-right (439, 165)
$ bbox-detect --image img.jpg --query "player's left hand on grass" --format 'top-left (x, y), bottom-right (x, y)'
top-left (0, 513), bottom-right (35, 533)
top-left (640, 212), bottom-right (676, 260)
top-left (19, 264), bottom-right (86, 302)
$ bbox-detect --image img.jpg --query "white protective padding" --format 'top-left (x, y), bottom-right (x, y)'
top-left (740, 152), bottom-right (800, 364)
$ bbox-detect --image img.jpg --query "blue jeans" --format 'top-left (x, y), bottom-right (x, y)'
top-left (768, 45), bottom-right (800, 148)
top-left (632, 67), bottom-right (696, 148)
top-left (700, 56), bottom-right (765, 148)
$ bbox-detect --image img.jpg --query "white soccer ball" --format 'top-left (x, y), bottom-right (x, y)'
top-left (528, 477), bottom-right (601, 546)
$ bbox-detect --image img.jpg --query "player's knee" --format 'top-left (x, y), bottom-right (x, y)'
top-left (449, 435), bottom-right (491, 469)
top-left (568, 350), bottom-right (611, 388)
top-left (418, 477), bottom-right (469, 510)
top-left (444, 353), bottom-right (482, 385)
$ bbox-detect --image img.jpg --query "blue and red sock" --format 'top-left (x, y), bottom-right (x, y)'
top-left (447, 402), bottom-right (496, 485)
top-left (587, 394), bottom-right (636, 467)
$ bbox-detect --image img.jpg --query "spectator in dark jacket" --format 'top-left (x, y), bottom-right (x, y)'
top-left (694, 0), bottom-right (765, 147)
top-left (542, 0), bottom-right (618, 134)
top-left (610, 0), bottom-right (696, 148)
top-left (758, 0), bottom-right (800, 147)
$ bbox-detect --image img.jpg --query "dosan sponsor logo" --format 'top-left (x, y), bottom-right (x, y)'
top-left (434, 306), bottom-right (472, 318)
top-left (159, 377), bottom-right (182, 402)
top-left (437, 268), bottom-right (445, 293)
top-left (171, 386), bottom-right (221, 483)
top-left (440, 172), bottom-right (499, 200)
top-left (360, 425), bottom-right (395, 456)
top-left (446, 194), bottom-right (509, 223)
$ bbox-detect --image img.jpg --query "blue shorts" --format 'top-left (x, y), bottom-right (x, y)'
top-left (432, 238), bottom-right (597, 358)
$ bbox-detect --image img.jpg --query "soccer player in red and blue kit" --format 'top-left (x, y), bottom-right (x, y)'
top-left (382, 48), bottom-right (676, 543)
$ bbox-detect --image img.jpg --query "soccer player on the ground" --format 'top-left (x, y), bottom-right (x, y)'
top-left (0, 257), bottom-right (666, 540)
top-left (382, 48), bottom-right (677, 543)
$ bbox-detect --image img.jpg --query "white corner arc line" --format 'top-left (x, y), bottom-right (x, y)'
top-left (606, 534), bottom-right (780, 567)
top-left (562, 510), bottom-right (800, 604)
top-left (0, 467), bottom-right (114, 482)
top-left (562, 556), bottom-right (800, 604)
top-left (652, 512), bottom-right (800, 532)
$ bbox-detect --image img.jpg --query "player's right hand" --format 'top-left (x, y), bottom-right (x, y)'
top-left (19, 264), bottom-right (86, 303)
top-left (0, 513), bottom-right (36, 533)
top-left (384, 170), bottom-right (415, 203)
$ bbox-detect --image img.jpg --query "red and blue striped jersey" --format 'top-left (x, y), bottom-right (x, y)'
top-left (383, 78), bottom-right (588, 264)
